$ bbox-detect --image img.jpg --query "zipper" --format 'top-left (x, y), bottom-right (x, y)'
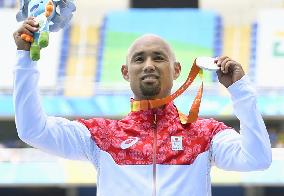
top-left (152, 113), bottom-right (157, 196)
top-left (206, 141), bottom-right (214, 195)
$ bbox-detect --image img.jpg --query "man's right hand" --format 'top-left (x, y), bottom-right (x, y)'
top-left (13, 17), bottom-right (39, 51)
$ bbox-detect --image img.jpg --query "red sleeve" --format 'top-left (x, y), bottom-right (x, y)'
top-left (208, 118), bottom-right (232, 139)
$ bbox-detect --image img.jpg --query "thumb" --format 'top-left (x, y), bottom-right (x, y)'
top-left (216, 70), bottom-right (232, 88)
top-left (216, 70), bottom-right (223, 81)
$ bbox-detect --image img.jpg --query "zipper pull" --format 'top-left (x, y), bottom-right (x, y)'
top-left (154, 113), bottom-right (157, 124)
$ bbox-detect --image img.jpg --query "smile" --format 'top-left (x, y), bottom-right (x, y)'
top-left (141, 74), bottom-right (159, 80)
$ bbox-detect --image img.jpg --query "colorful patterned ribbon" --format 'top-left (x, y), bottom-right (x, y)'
top-left (131, 59), bottom-right (204, 124)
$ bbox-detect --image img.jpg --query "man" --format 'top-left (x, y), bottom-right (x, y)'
top-left (13, 18), bottom-right (272, 196)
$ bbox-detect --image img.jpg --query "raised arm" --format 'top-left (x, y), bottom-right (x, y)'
top-left (211, 57), bottom-right (272, 171)
top-left (13, 18), bottom-right (99, 162)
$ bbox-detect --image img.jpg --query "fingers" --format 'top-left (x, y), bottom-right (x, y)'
top-left (14, 17), bottom-right (38, 36)
top-left (216, 56), bottom-right (238, 74)
top-left (215, 69), bottom-right (222, 79)
top-left (13, 17), bottom-right (40, 50)
top-left (14, 17), bottom-right (39, 44)
top-left (22, 18), bottom-right (39, 33)
top-left (17, 26), bottom-right (34, 37)
top-left (221, 58), bottom-right (230, 73)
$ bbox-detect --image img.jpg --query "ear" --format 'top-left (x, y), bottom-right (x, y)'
top-left (173, 62), bottom-right (181, 80)
top-left (121, 64), bottom-right (130, 81)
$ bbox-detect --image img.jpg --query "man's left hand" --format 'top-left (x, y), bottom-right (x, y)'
top-left (215, 56), bottom-right (245, 88)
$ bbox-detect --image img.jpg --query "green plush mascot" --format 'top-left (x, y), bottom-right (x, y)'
top-left (16, 0), bottom-right (76, 61)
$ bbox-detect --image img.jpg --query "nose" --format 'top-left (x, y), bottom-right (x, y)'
top-left (143, 58), bottom-right (156, 73)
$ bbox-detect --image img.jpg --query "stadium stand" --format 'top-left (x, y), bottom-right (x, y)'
top-left (63, 24), bottom-right (99, 97)
top-left (97, 9), bottom-right (222, 85)
top-left (249, 23), bottom-right (258, 81)
top-left (222, 25), bottom-right (251, 73)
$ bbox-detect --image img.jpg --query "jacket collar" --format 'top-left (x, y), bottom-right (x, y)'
top-left (126, 101), bottom-right (180, 124)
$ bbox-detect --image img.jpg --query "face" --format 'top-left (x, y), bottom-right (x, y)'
top-left (121, 35), bottom-right (181, 100)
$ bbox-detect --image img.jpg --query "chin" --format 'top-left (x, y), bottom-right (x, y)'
top-left (140, 88), bottom-right (161, 99)
top-left (140, 93), bottom-right (158, 99)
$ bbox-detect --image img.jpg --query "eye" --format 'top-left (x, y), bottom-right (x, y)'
top-left (134, 56), bottom-right (144, 63)
top-left (154, 55), bottom-right (165, 61)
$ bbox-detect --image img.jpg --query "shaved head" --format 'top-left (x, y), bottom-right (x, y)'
top-left (126, 34), bottom-right (176, 65)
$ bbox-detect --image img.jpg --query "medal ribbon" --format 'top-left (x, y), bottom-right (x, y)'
top-left (131, 59), bottom-right (203, 124)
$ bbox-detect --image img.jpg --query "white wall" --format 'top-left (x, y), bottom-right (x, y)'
top-left (0, 8), bottom-right (61, 90)
top-left (200, 0), bottom-right (284, 25)
top-left (255, 9), bottom-right (284, 87)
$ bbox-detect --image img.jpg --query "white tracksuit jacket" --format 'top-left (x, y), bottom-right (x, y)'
top-left (13, 51), bottom-right (272, 196)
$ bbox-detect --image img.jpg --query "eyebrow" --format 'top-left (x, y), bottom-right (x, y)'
top-left (131, 50), bottom-right (167, 60)
top-left (152, 51), bottom-right (167, 57)
top-left (131, 51), bottom-right (144, 59)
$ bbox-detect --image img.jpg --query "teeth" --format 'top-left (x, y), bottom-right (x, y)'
top-left (145, 76), bottom-right (156, 79)
top-left (143, 75), bottom-right (157, 80)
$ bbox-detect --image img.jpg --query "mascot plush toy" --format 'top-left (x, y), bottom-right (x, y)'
top-left (16, 0), bottom-right (76, 61)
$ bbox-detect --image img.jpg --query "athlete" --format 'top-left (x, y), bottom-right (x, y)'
top-left (13, 18), bottom-right (272, 196)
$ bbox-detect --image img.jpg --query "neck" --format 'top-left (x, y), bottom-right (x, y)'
top-left (134, 92), bottom-right (171, 101)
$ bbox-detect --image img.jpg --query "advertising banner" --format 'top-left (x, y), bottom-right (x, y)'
top-left (255, 9), bottom-right (284, 87)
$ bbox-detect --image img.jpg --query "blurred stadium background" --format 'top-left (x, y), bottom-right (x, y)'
top-left (1, 0), bottom-right (284, 195)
